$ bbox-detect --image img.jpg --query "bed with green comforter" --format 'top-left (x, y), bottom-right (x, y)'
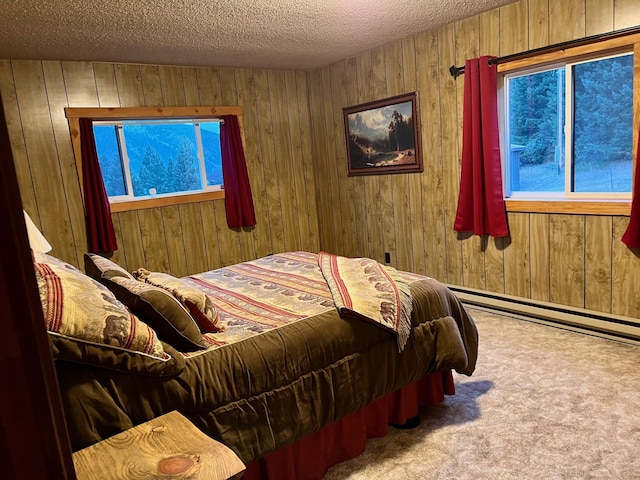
top-left (47, 251), bottom-right (478, 464)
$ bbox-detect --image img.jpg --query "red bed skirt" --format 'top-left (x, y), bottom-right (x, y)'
top-left (242, 370), bottom-right (455, 480)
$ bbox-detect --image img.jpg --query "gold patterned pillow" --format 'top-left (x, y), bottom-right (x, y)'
top-left (133, 268), bottom-right (223, 333)
top-left (84, 253), bottom-right (134, 282)
top-left (34, 259), bottom-right (166, 359)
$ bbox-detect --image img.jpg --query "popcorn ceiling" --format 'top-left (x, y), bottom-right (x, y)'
top-left (0, 0), bottom-right (516, 70)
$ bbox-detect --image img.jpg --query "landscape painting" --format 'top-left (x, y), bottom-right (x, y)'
top-left (343, 92), bottom-right (422, 176)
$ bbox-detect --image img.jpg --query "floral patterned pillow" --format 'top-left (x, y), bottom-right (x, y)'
top-left (34, 256), bottom-right (166, 360)
top-left (133, 268), bottom-right (223, 333)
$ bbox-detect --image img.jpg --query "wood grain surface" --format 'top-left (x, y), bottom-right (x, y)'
top-left (73, 411), bottom-right (245, 480)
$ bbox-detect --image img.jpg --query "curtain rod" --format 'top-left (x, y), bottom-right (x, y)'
top-left (449, 24), bottom-right (640, 78)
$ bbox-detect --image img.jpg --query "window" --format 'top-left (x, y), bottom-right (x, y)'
top-left (93, 119), bottom-right (223, 202)
top-left (65, 107), bottom-right (245, 213)
top-left (503, 51), bottom-right (633, 201)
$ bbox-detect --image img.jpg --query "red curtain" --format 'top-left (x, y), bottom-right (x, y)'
top-left (220, 115), bottom-right (256, 228)
top-left (454, 56), bottom-right (509, 238)
top-left (79, 118), bottom-right (117, 253)
top-left (622, 132), bottom-right (640, 248)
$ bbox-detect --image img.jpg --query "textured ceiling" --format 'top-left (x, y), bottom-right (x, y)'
top-left (0, 0), bottom-right (516, 70)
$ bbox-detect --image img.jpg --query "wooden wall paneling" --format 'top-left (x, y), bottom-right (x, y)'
top-left (372, 46), bottom-right (397, 266)
top-left (11, 60), bottom-right (77, 264)
top-left (109, 213), bottom-right (127, 267)
top-left (254, 69), bottom-right (286, 253)
top-left (344, 57), bottom-right (367, 257)
top-left (480, 8), bottom-right (501, 56)
top-left (330, 62), bottom-right (357, 258)
top-left (236, 68), bottom-right (272, 258)
top-left (159, 66), bottom-right (186, 106)
top-left (415, 30), bottom-right (447, 281)
top-left (196, 67), bottom-right (223, 106)
top-left (93, 63), bottom-right (121, 107)
top-left (140, 65), bottom-right (163, 106)
top-left (614, 0), bottom-right (640, 29)
top-left (341, 60), bottom-right (366, 258)
top-left (503, 212), bottom-right (531, 298)
top-left (180, 203), bottom-right (209, 275)
top-left (448, 18), bottom-right (468, 285)
top-left (60, 61), bottom-right (98, 106)
top-left (484, 237), bottom-right (505, 294)
top-left (403, 35), bottom-right (427, 274)
top-left (385, 41), bottom-right (413, 272)
top-left (549, 214), bottom-right (585, 308)
top-left (118, 210), bottom-right (146, 271)
top-left (318, 65), bottom-right (342, 255)
top-left (438, 24), bottom-right (463, 285)
top-left (137, 208), bottom-right (170, 272)
top-left (213, 199), bottom-right (241, 266)
top-left (479, 10), bottom-right (505, 293)
top-left (268, 69), bottom-right (299, 253)
top-left (500, 1), bottom-right (528, 56)
top-left (455, 16), bottom-right (486, 291)
top-left (114, 64), bottom-right (145, 107)
top-left (368, 47), bottom-right (389, 264)
top-left (612, 216), bottom-right (640, 317)
top-left (294, 70), bottom-right (320, 255)
top-left (161, 205), bottom-right (188, 277)
top-left (220, 67), bottom-right (252, 262)
top-left (437, 24), bottom-right (463, 285)
top-left (0, 60), bottom-right (38, 217)
top-left (181, 67), bottom-right (201, 107)
top-left (307, 69), bottom-right (335, 254)
top-left (528, 0), bottom-right (550, 49)
top-left (585, 215), bottom-right (612, 313)
top-left (529, 213), bottom-right (550, 301)
top-left (194, 67), bottom-right (226, 267)
top-left (44, 61), bottom-right (91, 267)
top-left (356, 51), bottom-right (383, 262)
top-left (199, 201), bottom-right (222, 270)
top-left (586, 0), bottom-right (614, 35)
top-left (549, 0), bottom-right (586, 44)
top-left (284, 70), bottom-right (312, 253)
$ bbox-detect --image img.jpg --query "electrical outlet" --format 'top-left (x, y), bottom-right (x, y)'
top-left (384, 252), bottom-right (391, 263)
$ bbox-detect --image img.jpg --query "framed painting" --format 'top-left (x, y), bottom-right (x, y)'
top-left (343, 92), bottom-right (422, 176)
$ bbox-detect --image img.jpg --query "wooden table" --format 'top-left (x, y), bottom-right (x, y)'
top-left (72, 411), bottom-right (245, 479)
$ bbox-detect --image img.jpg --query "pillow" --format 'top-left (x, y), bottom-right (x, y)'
top-left (106, 277), bottom-right (207, 352)
top-left (133, 268), bottom-right (223, 333)
top-left (33, 258), bottom-right (166, 361)
top-left (84, 253), bottom-right (135, 282)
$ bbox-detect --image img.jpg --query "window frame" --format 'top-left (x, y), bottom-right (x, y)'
top-left (497, 33), bottom-right (640, 216)
top-left (65, 106), bottom-right (245, 213)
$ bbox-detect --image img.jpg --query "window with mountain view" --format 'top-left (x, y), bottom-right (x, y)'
top-left (503, 51), bottom-right (633, 199)
top-left (93, 119), bottom-right (223, 202)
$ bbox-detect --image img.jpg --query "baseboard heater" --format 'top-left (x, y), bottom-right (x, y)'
top-left (446, 284), bottom-right (640, 345)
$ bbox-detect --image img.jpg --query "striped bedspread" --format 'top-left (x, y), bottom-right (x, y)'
top-left (183, 252), bottom-right (428, 356)
top-left (317, 251), bottom-right (413, 352)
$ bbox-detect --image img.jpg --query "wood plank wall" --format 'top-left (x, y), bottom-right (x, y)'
top-left (307, 0), bottom-right (640, 319)
top-left (0, 61), bottom-right (320, 275)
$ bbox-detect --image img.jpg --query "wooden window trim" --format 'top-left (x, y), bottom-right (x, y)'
top-left (498, 33), bottom-right (639, 217)
top-left (65, 106), bottom-right (246, 212)
top-left (506, 200), bottom-right (631, 216)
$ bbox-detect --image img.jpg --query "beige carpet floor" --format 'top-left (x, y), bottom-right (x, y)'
top-left (324, 307), bottom-right (640, 479)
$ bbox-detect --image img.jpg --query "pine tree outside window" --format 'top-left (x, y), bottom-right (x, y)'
top-left (502, 51), bottom-right (633, 201)
top-left (93, 119), bottom-right (223, 203)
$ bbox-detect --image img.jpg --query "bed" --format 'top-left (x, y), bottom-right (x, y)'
top-left (35, 250), bottom-right (478, 478)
